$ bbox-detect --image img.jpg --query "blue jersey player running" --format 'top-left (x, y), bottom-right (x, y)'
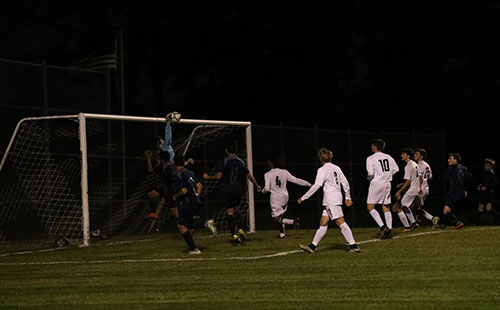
top-left (172, 154), bottom-right (203, 254)
top-left (203, 141), bottom-right (261, 243)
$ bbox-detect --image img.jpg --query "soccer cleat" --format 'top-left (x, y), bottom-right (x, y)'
top-left (144, 212), bottom-right (158, 219)
top-left (206, 219), bottom-right (217, 235)
top-left (411, 222), bottom-right (420, 230)
top-left (403, 227), bottom-right (412, 232)
top-left (294, 217), bottom-right (301, 231)
top-left (454, 222), bottom-right (464, 230)
top-left (348, 244), bottom-right (361, 253)
top-left (188, 248), bottom-right (201, 255)
top-left (237, 229), bottom-right (247, 241)
top-left (232, 234), bottom-right (242, 243)
top-left (432, 216), bottom-right (440, 228)
top-left (298, 244), bottom-right (315, 253)
top-left (279, 233), bottom-right (286, 239)
top-left (380, 228), bottom-right (392, 240)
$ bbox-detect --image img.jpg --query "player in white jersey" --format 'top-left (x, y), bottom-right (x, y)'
top-left (366, 139), bottom-right (399, 239)
top-left (262, 155), bottom-right (311, 238)
top-left (298, 149), bottom-right (360, 253)
top-left (393, 148), bottom-right (420, 230)
top-left (413, 148), bottom-right (440, 227)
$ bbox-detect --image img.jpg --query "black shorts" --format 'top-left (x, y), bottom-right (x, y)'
top-left (479, 191), bottom-right (494, 204)
top-left (221, 190), bottom-right (244, 209)
top-left (445, 194), bottom-right (465, 208)
top-left (155, 187), bottom-right (176, 209)
top-left (177, 197), bottom-right (202, 228)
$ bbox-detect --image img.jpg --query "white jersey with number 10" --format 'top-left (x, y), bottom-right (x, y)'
top-left (366, 152), bottom-right (399, 183)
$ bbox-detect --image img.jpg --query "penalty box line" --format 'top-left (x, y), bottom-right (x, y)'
top-left (1, 227), bottom-right (495, 266)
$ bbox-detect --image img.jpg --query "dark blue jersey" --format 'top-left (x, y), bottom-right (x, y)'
top-left (447, 164), bottom-right (472, 197)
top-left (173, 168), bottom-right (201, 200)
top-left (216, 156), bottom-right (250, 193)
top-left (154, 161), bottom-right (176, 192)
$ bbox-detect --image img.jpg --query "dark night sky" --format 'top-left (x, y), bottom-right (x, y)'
top-left (1, 1), bottom-right (500, 163)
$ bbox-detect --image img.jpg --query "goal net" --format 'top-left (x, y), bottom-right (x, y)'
top-left (0, 113), bottom-right (254, 247)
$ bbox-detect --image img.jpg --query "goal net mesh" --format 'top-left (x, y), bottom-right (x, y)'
top-left (0, 116), bottom-right (249, 244)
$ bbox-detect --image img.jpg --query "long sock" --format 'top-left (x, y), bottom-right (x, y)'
top-left (149, 198), bottom-right (158, 213)
top-left (312, 226), bottom-right (328, 246)
top-left (369, 209), bottom-right (384, 228)
top-left (403, 207), bottom-right (416, 224)
top-left (281, 218), bottom-right (294, 225)
top-left (398, 211), bottom-right (410, 228)
top-left (278, 221), bottom-right (285, 234)
top-left (339, 223), bottom-right (356, 245)
top-left (444, 212), bottom-right (460, 226)
top-left (475, 211), bottom-right (484, 225)
top-left (384, 211), bottom-right (393, 229)
top-left (420, 209), bottom-right (433, 221)
top-left (227, 215), bottom-right (236, 235)
top-left (181, 231), bottom-right (197, 250)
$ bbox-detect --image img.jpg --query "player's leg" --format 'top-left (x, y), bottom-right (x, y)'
top-left (476, 203), bottom-right (485, 225)
top-left (299, 213), bottom-right (330, 253)
top-left (334, 217), bottom-right (360, 252)
top-left (177, 202), bottom-right (201, 254)
top-left (442, 201), bottom-right (464, 229)
top-left (401, 193), bottom-right (418, 229)
top-left (380, 205), bottom-right (393, 239)
top-left (145, 190), bottom-right (160, 219)
top-left (393, 200), bottom-right (411, 230)
top-left (273, 215), bottom-right (286, 238)
top-left (485, 203), bottom-right (500, 221)
top-left (367, 183), bottom-right (386, 232)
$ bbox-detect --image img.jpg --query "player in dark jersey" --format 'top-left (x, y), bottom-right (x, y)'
top-left (476, 158), bottom-right (500, 225)
top-left (145, 150), bottom-right (178, 220)
top-left (172, 154), bottom-right (203, 255)
top-left (203, 141), bottom-right (261, 243)
top-left (440, 153), bottom-right (472, 230)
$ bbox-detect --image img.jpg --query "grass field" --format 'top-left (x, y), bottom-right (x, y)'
top-left (1, 226), bottom-right (500, 310)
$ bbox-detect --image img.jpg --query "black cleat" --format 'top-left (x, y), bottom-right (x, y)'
top-left (298, 243), bottom-right (316, 253)
top-left (380, 228), bottom-right (393, 240)
top-left (348, 244), bottom-right (361, 253)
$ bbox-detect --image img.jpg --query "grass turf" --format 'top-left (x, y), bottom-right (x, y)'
top-left (1, 226), bottom-right (499, 310)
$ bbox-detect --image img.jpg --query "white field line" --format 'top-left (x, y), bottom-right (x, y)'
top-left (1, 227), bottom-right (495, 266)
top-left (0, 239), bottom-right (155, 258)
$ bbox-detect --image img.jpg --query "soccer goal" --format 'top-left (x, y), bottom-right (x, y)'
top-left (0, 113), bottom-right (255, 247)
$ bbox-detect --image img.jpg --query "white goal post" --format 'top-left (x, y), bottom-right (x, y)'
top-left (0, 112), bottom-right (255, 247)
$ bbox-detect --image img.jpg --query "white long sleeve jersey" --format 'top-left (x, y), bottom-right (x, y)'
top-left (366, 152), bottom-right (399, 183)
top-left (301, 163), bottom-right (351, 206)
top-left (263, 168), bottom-right (311, 208)
top-left (417, 160), bottom-right (433, 190)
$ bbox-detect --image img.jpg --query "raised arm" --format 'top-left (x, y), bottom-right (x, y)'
top-left (145, 150), bottom-right (154, 173)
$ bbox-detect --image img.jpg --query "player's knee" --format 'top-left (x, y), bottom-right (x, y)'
top-left (402, 206), bottom-right (411, 214)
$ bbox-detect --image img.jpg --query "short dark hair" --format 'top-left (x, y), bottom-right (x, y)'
top-left (158, 151), bottom-right (170, 161)
top-left (449, 153), bottom-right (461, 163)
top-left (401, 148), bottom-right (415, 157)
top-left (174, 153), bottom-right (185, 167)
top-left (371, 139), bottom-right (386, 151)
top-left (225, 141), bottom-right (238, 154)
top-left (268, 155), bottom-right (282, 168)
top-left (415, 148), bottom-right (427, 159)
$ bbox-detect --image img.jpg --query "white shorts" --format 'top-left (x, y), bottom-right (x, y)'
top-left (367, 183), bottom-right (392, 205)
top-left (322, 205), bottom-right (344, 220)
top-left (401, 191), bottom-right (419, 208)
top-left (271, 204), bottom-right (287, 218)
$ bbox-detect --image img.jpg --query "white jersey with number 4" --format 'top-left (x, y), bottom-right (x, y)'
top-left (404, 160), bottom-right (421, 195)
top-left (263, 168), bottom-right (311, 208)
top-left (366, 152), bottom-right (399, 183)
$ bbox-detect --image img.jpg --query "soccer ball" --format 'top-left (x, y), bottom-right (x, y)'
top-left (165, 111), bottom-right (181, 123)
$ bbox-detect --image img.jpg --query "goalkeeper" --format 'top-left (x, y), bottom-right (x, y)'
top-left (157, 112), bottom-right (180, 161)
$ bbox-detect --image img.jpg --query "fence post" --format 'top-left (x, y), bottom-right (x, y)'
top-left (348, 127), bottom-right (356, 227)
top-left (442, 131), bottom-right (447, 200)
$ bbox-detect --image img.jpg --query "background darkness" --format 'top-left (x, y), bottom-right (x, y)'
top-left (1, 1), bottom-right (499, 175)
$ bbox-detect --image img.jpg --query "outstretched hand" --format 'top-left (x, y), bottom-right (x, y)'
top-left (144, 150), bottom-right (153, 158)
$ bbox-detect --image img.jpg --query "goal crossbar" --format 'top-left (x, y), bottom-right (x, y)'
top-left (0, 113), bottom-right (255, 247)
